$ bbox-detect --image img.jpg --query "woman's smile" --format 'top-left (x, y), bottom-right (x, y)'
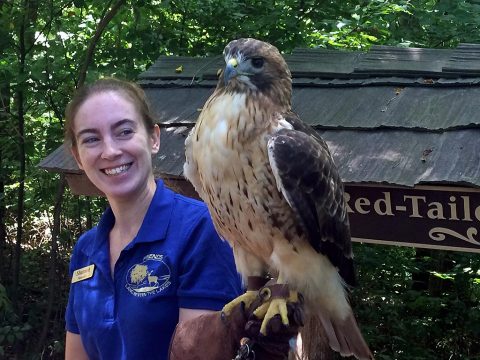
top-left (102, 162), bottom-right (133, 176)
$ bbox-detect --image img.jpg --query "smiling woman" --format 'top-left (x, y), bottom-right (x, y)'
top-left (62, 78), bottom-right (243, 360)
top-left (70, 90), bottom-right (159, 202)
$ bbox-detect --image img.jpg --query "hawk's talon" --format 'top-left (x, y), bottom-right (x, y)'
top-left (252, 301), bottom-right (269, 319)
top-left (259, 287), bottom-right (271, 301)
top-left (222, 290), bottom-right (258, 317)
top-left (258, 297), bottom-right (289, 335)
top-left (288, 290), bottom-right (299, 303)
top-left (254, 289), bottom-right (298, 335)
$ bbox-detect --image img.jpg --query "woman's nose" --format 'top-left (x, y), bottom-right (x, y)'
top-left (101, 138), bottom-right (122, 159)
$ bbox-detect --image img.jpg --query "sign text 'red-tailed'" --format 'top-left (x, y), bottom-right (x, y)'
top-left (344, 185), bottom-right (480, 253)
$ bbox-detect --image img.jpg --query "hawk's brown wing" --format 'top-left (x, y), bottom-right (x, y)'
top-left (267, 112), bottom-right (356, 287)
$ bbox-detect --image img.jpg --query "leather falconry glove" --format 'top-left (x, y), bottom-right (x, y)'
top-left (168, 280), bottom-right (304, 360)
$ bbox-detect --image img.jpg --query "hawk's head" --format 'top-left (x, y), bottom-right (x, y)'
top-left (221, 38), bottom-right (292, 108)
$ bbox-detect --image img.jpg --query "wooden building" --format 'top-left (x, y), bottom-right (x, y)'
top-left (39, 43), bottom-right (480, 253)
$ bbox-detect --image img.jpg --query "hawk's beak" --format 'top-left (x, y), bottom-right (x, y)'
top-left (224, 58), bottom-right (238, 85)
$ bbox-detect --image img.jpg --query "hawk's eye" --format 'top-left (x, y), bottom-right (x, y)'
top-left (251, 57), bottom-right (264, 68)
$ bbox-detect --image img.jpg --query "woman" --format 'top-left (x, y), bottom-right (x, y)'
top-left (64, 78), bottom-right (243, 359)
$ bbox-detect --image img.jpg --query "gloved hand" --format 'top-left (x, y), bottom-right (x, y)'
top-left (168, 284), bottom-right (304, 360)
top-left (240, 298), bottom-right (304, 359)
top-left (168, 301), bottom-right (247, 360)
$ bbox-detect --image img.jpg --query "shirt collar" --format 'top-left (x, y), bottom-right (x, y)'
top-left (129, 179), bottom-right (174, 246)
top-left (85, 179), bottom-right (175, 258)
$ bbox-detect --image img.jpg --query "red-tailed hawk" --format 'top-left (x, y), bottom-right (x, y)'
top-left (184, 38), bottom-right (373, 359)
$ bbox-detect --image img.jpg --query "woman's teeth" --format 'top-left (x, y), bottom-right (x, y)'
top-left (104, 164), bottom-right (131, 175)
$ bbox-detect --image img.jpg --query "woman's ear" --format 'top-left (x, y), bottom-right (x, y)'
top-left (151, 124), bottom-right (160, 154)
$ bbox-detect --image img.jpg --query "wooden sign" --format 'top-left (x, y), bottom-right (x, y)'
top-left (345, 184), bottom-right (480, 253)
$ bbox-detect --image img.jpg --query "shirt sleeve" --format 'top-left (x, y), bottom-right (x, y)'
top-left (177, 209), bottom-right (243, 310)
top-left (65, 244), bottom-right (80, 334)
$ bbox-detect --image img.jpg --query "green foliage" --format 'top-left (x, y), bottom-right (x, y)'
top-left (353, 245), bottom-right (480, 359)
top-left (1, 0), bottom-right (480, 358)
top-left (0, 283), bottom-right (32, 358)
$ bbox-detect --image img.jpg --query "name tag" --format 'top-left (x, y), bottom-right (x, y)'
top-left (72, 264), bottom-right (95, 283)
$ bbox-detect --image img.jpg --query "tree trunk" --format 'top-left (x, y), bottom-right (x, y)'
top-left (0, 150), bottom-right (5, 283)
top-left (411, 248), bottom-right (430, 291)
top-left (34, 175), bottom-right (65, 354)
top-left (12, 20), bottom-right (26, 306)
top-left (0, 84), bottom-right (9, 283)
top-left (86, 197), bottom-right (93, 230)
top-left (76, 196), bottom-right (83, 235)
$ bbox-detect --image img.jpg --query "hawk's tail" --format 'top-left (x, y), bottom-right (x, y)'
top-left (298, 312), bottom-right (374, 360)
top-left (295, 315), bottom-right (332, 360)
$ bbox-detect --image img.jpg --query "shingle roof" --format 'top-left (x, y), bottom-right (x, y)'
top-left (38, 43), bottom-right (480, 189)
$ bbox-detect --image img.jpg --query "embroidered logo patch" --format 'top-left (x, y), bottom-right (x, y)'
top-left (125, 254), bottom-right (171, 297)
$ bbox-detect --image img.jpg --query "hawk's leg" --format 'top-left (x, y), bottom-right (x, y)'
top-left (222, 276), bottom-right (269, 316)
top-left (253, 279), bottom-right (298, 335)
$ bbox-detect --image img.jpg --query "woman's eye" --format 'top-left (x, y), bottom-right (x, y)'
top-left (82, 137), bottom-right (98, 144)
top-left (118, 128), bottom-right (134, 137)
top-left (251, 57), bottom-right (264, 68)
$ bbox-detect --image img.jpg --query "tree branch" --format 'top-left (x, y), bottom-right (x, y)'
top-left (77, 0), bottom-right (127, 87)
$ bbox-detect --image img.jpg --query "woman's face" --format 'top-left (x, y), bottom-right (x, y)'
top-left (71, 91), bottom-right (160, 201)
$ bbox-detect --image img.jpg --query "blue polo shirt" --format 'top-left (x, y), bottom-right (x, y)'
top-left (65, 180), bottom-right (242, 359)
